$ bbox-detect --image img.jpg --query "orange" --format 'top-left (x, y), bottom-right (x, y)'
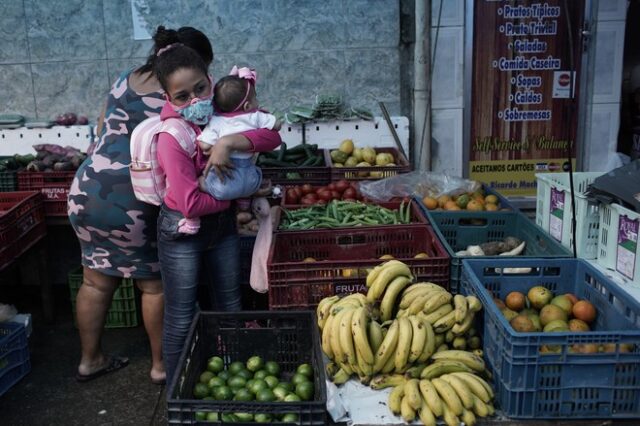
top-left (437, 195), bottom-right (452, 208)
top-left (422, 196), bottom-right (438, 210)
top-left (444, 200), bottom-right (459, 210)
top-left (485, 203), bottom-right (499, 211)
top-left (485, 194), bottom-right (499, 204)
top-left (466, 200), bottom-right (485, 211)
top-left (572, 300), bottom-right (596, 323)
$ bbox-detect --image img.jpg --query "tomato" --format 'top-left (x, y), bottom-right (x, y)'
top-left (301, 184), bottom-right (314, 195)
top-left (317, 189), bottom-right (333, 201)
top-left (335, 180), bottom-right (350, 193)
top-left (328, 183), bottom-right (337, 191)
top-left (331, 191), bottom-right (341, 200)
top-left (300, 197), bottom-right (316, 206)
top-left (292, 186), bottom-right (303, 199)
top-left (285, 188), bottom-right (299, 204)
top-left (316, 199), bottom-right (327, 205)
top-left (303, 193), bottom-right (318, 202)
top-left (342, 187), bottom-right (357, 200)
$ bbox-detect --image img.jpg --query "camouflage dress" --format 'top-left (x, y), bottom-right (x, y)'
top-left (67, 68), bottom-right (165, 279)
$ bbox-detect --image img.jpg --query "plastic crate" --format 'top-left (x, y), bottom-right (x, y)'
top-left (429, 211), bottom-right (572, 293)
top-left (0, 170), bottom-right (17, 192)
top-left (597, 203), bottom-right (640, 283)
top-left (459, 257), bottom-right (640, 419)
top-left (238, 236), bottom-right (268, 310)
top-left (536, 172), bottom-right (602, 259)
top-left (0, 322), bottom-right (30, 397)
top-left (0, 191), bottom-right (46, 270)
top-left (17, 171), bottom-right (76, 216)
top-left (325, 147), bottom-right (411, 181)
top-left (260, 149), bottom-right (330, 186)
top-left (267, 224), bottom-right (450, 310)
top-left (67, 267), bottom-right (139, 328)
top-left (167, 311), bottom-right (327, 425)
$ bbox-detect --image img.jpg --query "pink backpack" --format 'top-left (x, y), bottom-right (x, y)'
top-left (130, 116), bottom-right (197, 205)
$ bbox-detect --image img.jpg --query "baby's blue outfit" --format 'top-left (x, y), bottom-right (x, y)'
top-left (202, 157), bottom-right (262, 200)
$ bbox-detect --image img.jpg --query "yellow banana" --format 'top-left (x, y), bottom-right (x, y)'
top-left (432, 377), bottom-right (464, 416)
top-left (434, 332), bottom-right (445, 347)
top-left (404, 378), bottom-right (422, 410)
top-left (419, 379), bottom-right (444, 416)
top-left (466, 295), bottom-right (483, 312)
top-left (404, 363), bottom-right (427, 379)
top-left (487, 401), bottom-right (495, 416)
top-left (433, 310), bottom-right (457, 333)
top-left (330, 309), bottom-right (347, 363)
top-left (436, 343), bottom-right (449, 352)
top-left (331, 300), bottom-right (361, 316)
top-left (366, 261), bottom-right (405, 288)
top-left (388, 384), bottom-right (404, 415)
top-left (441, 374), bottom-right (474, 409)
top-left (406, 292), bottom-right (430, 316)
top-left (396, 308), bottom-right (407, 318)
top-left (373, 319), bottom-right (399, 373)
top-left (441, 401), bottom-right (461, 426)
top-left (408, 316), bottom-right (427, 364)
top-left (325, 361), bottom-right (339, 379)
top-left (331, 367), bottom-right (351, 385)
top-left (317, 295), bottom-right (339, 330)
top-left (461, 408), bottom-right (477, 426)
top-left (420, 360), bottom-right (473, 379)
top-left (366, 262), bottom-right (413, 302)
top-left (381, 350), bottom-right (397, 373)
top-left (430, 350), bottom-right (486, 372)
top-left (453, 372), bottom-right (494, 401)
top-left (367, 320), bottom-right (384, 353)
top-left (453, 294), bottom-right (468, 323)
top-left (423, 291), bottom-right (453, 314)
top-left (400, 394), bottom-right (416, 423)
top-left (379, 275), bottom-right (411, 321)
top-left (369, 373), bottom-right (406, 390)
top-left (338, 361), bottom-right (354, 376)
top-left (321, 313), bottom-right (335, 359)
top-left (395, 317), bottom-right (413, 372)
top-left (471, 394), bottom-right (489, 417)
top-left (445, 330), bottom-right (455, 343)
top-left (339, 309), bottom-right (357, 367)
top-left (451, 310), bottom-right (476, 335)
top-left (355, 343), bottom-right (373, 377)
top-left (418, 402), bottom-right (437, 426)
top-left (417, 319), bottom-right (436, 363)
top-left (422, 303), bottom-right (454, 324)
top-left (351, 307), bottom-right (374, 364)
top-left (399, 284), bottom-right (445, 308)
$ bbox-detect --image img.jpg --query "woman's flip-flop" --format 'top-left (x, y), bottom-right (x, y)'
top-left (75, 356), bottom-right (129, 383)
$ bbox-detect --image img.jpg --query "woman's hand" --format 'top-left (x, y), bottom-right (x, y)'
top-left (204, 137), bottom-right (235, 181)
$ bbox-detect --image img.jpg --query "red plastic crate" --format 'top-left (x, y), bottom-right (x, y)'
top-left (17, 171), bottom-right (75, 217)
top-left (0, 191), bottom-right (46, 270)
top-left (267, 224), bottom-right (450, 310)
top-left (325, 147), bottom-right (411, 181)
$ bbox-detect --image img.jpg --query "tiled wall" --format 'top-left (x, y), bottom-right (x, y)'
top-left (0, 0), bottom-right (401, 121)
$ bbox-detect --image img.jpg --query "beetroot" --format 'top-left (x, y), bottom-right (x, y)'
top-left (77, 115), bottom-right (88, 125)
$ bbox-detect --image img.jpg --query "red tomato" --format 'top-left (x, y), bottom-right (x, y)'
top-left (331, 191), bottom-right (341, 200)
top-left (317, 189), bottom-right (333, 201)
top-left (301, 184), bottom-right (314, 195)
top-left (292, 186), bottom-right (303, 199)
top-left (301, 197), bottom-right (316, 206)
top-left (342, 187), bottom-right (357, 200)
top-left (316, 199), bottom-right (327, 205)
top-left (285, 188), bottom-right (299, 204)
top-left (328, 183), bottom-right (337, 191)
top-left (304, 193), bottom-right (318, 202)
top-left (335, 180), bottom-right (350, 193)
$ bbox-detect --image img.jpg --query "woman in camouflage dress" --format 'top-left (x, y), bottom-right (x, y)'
top-left (68, 27), bottom-right (213, 384)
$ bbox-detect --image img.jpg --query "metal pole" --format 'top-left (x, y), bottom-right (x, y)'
top-left (414, 0), bottom-right (431, 170)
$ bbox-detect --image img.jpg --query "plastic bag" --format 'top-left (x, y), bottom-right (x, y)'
top-left (358, 171), bottom-right (481, 202)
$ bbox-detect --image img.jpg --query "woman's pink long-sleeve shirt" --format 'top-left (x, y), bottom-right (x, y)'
top-left (155, 103), bottom-right (281, 218)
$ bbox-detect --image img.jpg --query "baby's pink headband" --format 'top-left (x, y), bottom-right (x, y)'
top-left (229, 66), bottom-right (257, 112)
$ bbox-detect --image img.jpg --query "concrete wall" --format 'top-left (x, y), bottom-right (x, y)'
top-left (0, 0), bottom-right (402, 122)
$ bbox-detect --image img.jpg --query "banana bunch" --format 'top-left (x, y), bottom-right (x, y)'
top-left (387, 373), bottom-right (495, 426)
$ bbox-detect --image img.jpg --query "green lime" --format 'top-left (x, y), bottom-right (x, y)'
top-left (295, 381), bottom-right (314, 401)
top-left (254, 413), bottom-right (273, 423)
top-left (217, 370), bottom-right (230, 382)
top-left (291, 373), bottom-right (309, 386)
top-left (206, 412), bottom-right (220, 421)
top-left (227, 375), bottom-right (247, 389)
top-left (278, 382), bottom-right (293, 393)
top-left (246, 355), bottom-right (265, 372)
top-left (234, 412), bottom-right (254, 422)
top-left (253, 369), bottom-right (268, 380)
top-left (282, 413), bottom-right (299, 423)
top-left (273, 385), bottom-right (288, 401)
top-left (249, 379), bottom-right (268, 395)
top-left (199, 371), bottom-right (215, 384)
top-left (296, 363), bottom-right (313, 379)
top-left (284, 393), bottom-right (301, 402)
top-left (195, 411), bottom-right (207, 421)
top-left (256, 388), bottom-right (276, 402)
top-left (207, 356), bottom-right (224, 373)
top-left (193, 382), bottom-right (209, 399)
top-left (221, 413), bottom-right (238, 422)
top-left (235, 368), bottom-right (253, 381)
top-left (202, 396), bottom-right (214, 401)
top-left (213, 385), bottom-right (233, 401)
top-left (246, 378), bottom-right (256, 390)
top-left (233, 388), bottom-right (254, 402)
top-left (208, 376), bottom-right (226, 389)
top-left (229, 361), bottom-right (245, 376)
top-left (264, 360), bottom-right (281, 377)
top-left (264, 375), bottom-right (279, 389)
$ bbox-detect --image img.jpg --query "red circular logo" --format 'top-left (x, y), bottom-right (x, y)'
top-left (559, 73), bottom-right (570, 87)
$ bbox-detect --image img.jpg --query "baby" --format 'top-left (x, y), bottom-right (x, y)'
top-left (197, 66), bottom-right (281, 200)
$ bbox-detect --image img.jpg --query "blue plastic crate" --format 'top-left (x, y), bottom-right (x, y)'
top-left (0, 322), bottom-right (30, 397)
top-left (460, 258), bottom-right (640, 419)
top-left (427, 211), bottom-right (572, 293)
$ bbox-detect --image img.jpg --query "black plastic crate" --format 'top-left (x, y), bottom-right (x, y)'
top-left (167, 311), bottom-right (327, 425)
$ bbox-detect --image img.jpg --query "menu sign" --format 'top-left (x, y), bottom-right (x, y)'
top-left (469, 0), bottom-right (585, 196)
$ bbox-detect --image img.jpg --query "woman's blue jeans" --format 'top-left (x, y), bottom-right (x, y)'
top-left (157, 204), bottom-right (241, 386)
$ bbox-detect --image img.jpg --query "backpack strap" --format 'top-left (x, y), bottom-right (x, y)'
top-left (160, 117), bottom-right (198, 157)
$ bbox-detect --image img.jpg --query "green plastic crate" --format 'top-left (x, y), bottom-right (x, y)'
top-left (0, 171), bottom-right (17, 192)
top-left (67, 267), bottom-right (139, 328)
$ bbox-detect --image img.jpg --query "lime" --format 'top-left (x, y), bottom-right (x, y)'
top-left (234, 412), bottom-right (254, 422)
top-left (199, 371), bottom-right (215, 384)
top-left (208, 376), bottom-right (225, 389)
top-left (282, 413), bottom-right (299, 423)
top-left (291, 373), bottom-right (309, 386)
top-left (264, 360), bottom-right (281, 377)
top-left (284, 393), bottom-right (301, 402)
top-left (207, 356), bottom-right (224, 373)
top-left (227, 376), bottom-right (247, 389)
top-left (295, 381), bottom-right (314, 401)
top-left (253, 369), bottom-right (268, 380)
top-left (245, 378), bottom-right (256, 390)
top-left (233, 388), bottom-right (254, 402)
top-left (206, 412), bottom-right (220, 421)
top-left (246, 355), bottom-right (265, 372)
top-left (278, 382), bottom-right (293, 393)
top-left (217, 370), bottom-right (231, 382)
top-left (193, 382), bottom-right (209, 399)
top-left (195, 411), bottom-right (207, 421)
top-left (221, 413), bottom-right (238, 422)
top-left (296, 363), bottom-right (313, 379)
top-left (235, 368), bottom-right (253, 381)
top-left (256, 388), bottom-right (276, 402)
top-left (249, 379), bottom-right (268, 395)
top-left (254, 413), bottom-right (273, 423)
top-left (264, 375), bottom-right (279, 389)
top-left (229, 361), bottom-right (245, 376)
top-left (202, 396), bottom-right (214, 400)
top-left (213, 385), bottom-right (234, 401)
top-left (273, 385), bottom-right (288, 401)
